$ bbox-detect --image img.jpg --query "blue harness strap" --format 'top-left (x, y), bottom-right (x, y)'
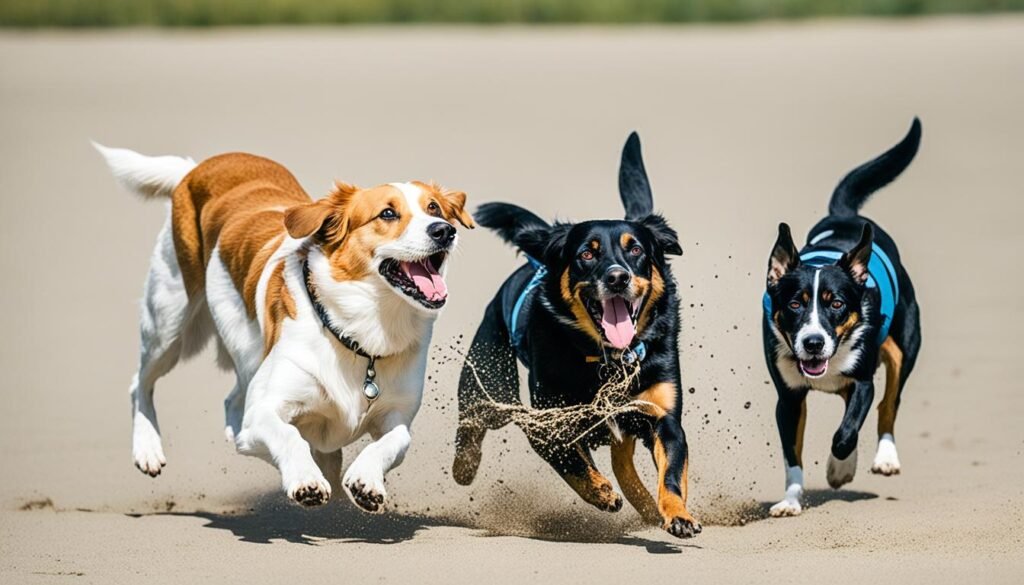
top-left (508, 256), bottom-right (648, 365)
top-left (509, 256), bottom-right (547, 351)
top-left (762, 244), bottom-right (899, 344)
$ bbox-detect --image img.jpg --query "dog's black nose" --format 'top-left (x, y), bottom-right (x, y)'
top-left (803, 335), bottom-right (825, 354)
top-left (604, 266), bottom-right (631, 293)
top-left (427, 222), bottom-right (456, 247)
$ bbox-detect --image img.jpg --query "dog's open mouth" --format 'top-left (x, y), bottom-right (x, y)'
top-left (798, 358), bottom-right (829, 378)
top-left (585, 296), bottom-right (641, 350)
top-left (379, 252), bottom-right (448, 310)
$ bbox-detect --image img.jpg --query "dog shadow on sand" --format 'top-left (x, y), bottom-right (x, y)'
top-left (126, 488), bottom-right (875, 552)
top-left (130, 491), bottom-right (697, 553)
top-left (752, 488), bottom-right (879, 518)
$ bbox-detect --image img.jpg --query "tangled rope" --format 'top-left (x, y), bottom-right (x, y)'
top-left (461, 353), bottom-right (660, 447)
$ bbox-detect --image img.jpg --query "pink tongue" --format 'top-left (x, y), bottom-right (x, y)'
top-left (402, 260), bottom-right (447, 302)
top-left (601, 297), bottom-right (635, 349)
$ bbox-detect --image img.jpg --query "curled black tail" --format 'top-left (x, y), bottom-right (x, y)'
top-left (474, 202), bottom-right (550, 245)
top-left (828, 117), bottom-right (922, 217)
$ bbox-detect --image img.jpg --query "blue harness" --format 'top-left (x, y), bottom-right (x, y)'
top-left (509, 256), bottom-right (547, 351)
top-left (762, 243), bottom-right (899, 344)
top-left (509, 256), bottom-right (647, 365)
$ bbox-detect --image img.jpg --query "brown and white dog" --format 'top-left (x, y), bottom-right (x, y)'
top-left (95, 145), bottom-right (472, 511)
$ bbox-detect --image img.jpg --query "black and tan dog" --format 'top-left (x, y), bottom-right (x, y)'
top-left (763, 118), bottom-right (923, 516)
top-left (452, 133), bottom-right (700, 538)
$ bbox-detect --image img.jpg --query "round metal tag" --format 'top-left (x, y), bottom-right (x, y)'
top-left (363, 380), bottom-right (380, 401)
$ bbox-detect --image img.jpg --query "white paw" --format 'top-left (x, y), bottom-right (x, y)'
top-left (827, 449), bottom-right (858, 489)
top-left (343, 460), bottom-right (387, 513)
top-left (871, 435), bottom-right (901, 476)
top-left (132, 415), bottom-right (166, 477)
top-left (769, 498), bottom-right (803, 517)
top-left (224, 425), bottom-right (236, 443)
top-left (284, 472), bottom-right (331, 507)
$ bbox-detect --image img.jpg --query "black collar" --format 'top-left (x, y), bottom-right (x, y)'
top-left (302, 259), bottom-right (377, 360)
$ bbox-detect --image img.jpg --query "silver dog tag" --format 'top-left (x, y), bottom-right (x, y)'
top-left (363, 380), bottom-right (380, 401)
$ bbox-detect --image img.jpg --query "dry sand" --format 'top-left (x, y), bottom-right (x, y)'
top-left (1, 17), bottom-right (1022, 584)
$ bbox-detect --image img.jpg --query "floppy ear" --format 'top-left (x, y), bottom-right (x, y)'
top-left (284, 199), bottom-right (336, 239)
top-left (640, 214), bottom-right (682, 257)
top-left (284, 182), bottom-right (355, 241)
top-left (442, 190), bottom-right (475, 229)
top-left (514, 223), bottom-right (572, 266)
top-left (838, 223), bottom-right (873, 285)
top-left (767, 223), bottom-right (800, 287)
top-left (619, 132), bottom-right (654, 221)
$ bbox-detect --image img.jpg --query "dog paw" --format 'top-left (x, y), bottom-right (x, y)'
top-left (343, 462), bottom-right (387, 513)
top-left (665, 515), bottom-right (702, 538)
top-left (769, 498), bottom-right (803, 517)
top-left (132, 423), bottom-right (166, 477)
top-left (826, 450), bottom-right (857, 489)
top-left (285, 475), bottom-right (331, 507)
top-left (597, 491), bottom-right (624, 513)
top-left (871, 436), bottom-right (901, 476)
top-left (452, 425), bottom-right (484, 486)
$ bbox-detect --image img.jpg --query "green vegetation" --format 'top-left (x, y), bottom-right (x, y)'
top-left (1, 0), bottom-right (1021, 27)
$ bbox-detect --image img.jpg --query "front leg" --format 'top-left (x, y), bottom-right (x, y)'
top-left (770, 394), bottom-right (807, 517)
top-left (528, 436), bottom-right (623, 513)
top-left (234, 360), bottom-right (331, 507)
top-left (827, 380), bottom-right (875, 489)
top-left (649, 415), bottom-right (701, 538)
top-left (343, 413), bottom-right (412, 513)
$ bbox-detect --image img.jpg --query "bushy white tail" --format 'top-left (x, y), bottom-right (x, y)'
top-left (92, 142), bottom-right (196, 199)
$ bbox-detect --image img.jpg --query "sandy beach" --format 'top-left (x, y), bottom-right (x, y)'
top-left (1, 17), bottom-right (1022, 583)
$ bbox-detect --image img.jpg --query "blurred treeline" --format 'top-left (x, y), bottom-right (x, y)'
top-left (1, 0), bottom-right (1021, 27)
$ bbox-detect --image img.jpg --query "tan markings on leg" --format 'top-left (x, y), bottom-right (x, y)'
top-left (634, 382), bottom-right (676, 418)
top-left (636, 266), bottom-right (664, 333)
top-left (794, 399), bottom-right (807, 466)
top-left (610, 435), bottom-right (660, 524)
top-left (560, 269), bottom-right (603, 344)
top-left (653, 436), bottom-right (696, 528)
top-left (263, 260), bottom-right (297, 355)
top-left (877, 336), bottom-right (903, 437)
top-left (562, 445), bottom-right (620, 510)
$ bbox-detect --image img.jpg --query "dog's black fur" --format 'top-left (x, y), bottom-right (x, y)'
top-left (763, 119), bottom-right (923, 513)
top-left (452, 133), bottom-right (700, 538)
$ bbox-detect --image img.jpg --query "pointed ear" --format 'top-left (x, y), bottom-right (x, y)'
top-left (619, 131), bottom-right (654, 220)
top-left (442, 189), bottom-right (475, 229)
top-left (768, 223), bottom-right (800, 287)
top-left (514, 223), bottom-right (571, 266)
top-left (839, 223), bottom-right (873, 285)
top-left (640, 214), bottom-right (682, 257)
top-left (284, 182), bottom-right (355, 240)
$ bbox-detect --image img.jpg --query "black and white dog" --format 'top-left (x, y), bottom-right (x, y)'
top-left (452, 133), bottom-right (701, 538)
top-left (763, 118), bottom-right (923, 516)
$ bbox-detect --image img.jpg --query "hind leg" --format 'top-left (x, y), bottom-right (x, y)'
top-left (207, 250), bottom-right (264, 443)
top-left (453, 300), bottom-right (520, 485)
top-left (130, 219), bottom-right (197, 476)
top-left (872, 330), bottom-right (918, 475)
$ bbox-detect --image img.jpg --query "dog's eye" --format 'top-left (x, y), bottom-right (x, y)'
top-left (788, 301), bottom-right (802, 310)
top-left (831, 300), bottom-right (845, 310)
top-left (427, 201), bottom-right (441, 217)
top-left (379, 208), bottom-right (399, 221)
top-left (580, 250), bottom-right (595, 261)
top-left (629, 245), bottom-right (643, 257)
